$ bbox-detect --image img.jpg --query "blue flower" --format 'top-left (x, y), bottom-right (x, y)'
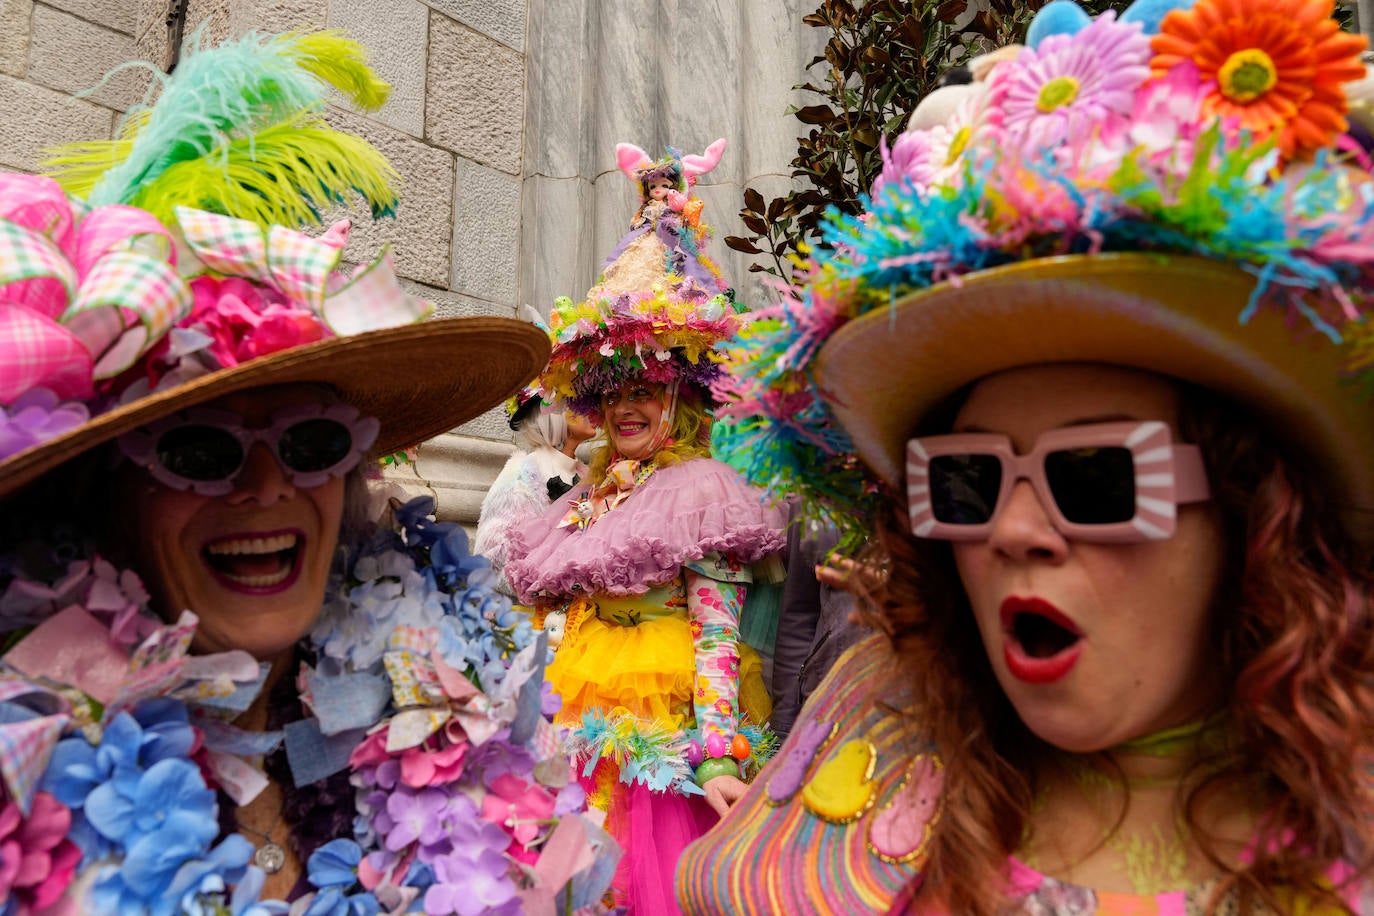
top-left (300, 887), bottom-right (382, 916)
top-left (84, 757), bottom-right (217, 849)
top-left (163, 834), bottom-right (286, 916)
top-left (428, 524), bottom-right (489, 588)
top-left (39, 705), bottom-right (206, 864)
top-left (307, 838), bottom-right (364, 890)
top-left (131, 697), bottom-right (199, 763)
top-left (394, 496), bottom-right (440, 547)
top-left (89, 829), bottom-right (250, 916)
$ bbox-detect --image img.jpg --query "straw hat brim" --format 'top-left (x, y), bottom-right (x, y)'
top-left (815, 253), bottom-right (1374, 539)
top-left (0, 316), bottom-right (550, 502)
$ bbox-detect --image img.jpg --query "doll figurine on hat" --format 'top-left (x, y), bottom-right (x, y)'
top-left (590, 138), bottom-right (731, 302)
top-left (505, 138), bottom-right (786, 914)
top-left (684, 0), bottom-right (1374, 913)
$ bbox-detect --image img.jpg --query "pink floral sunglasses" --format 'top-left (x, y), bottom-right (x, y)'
top-left (118, 403), bottom-right (380, 496)
top-left (906, 421), bottom-right (1211, 543)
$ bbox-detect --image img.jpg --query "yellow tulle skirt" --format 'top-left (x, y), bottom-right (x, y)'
top-left (548, 611), bottom-right (772, 729)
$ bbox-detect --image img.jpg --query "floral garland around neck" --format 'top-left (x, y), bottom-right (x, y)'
top-left (0, 495), bottom-right (619, 915)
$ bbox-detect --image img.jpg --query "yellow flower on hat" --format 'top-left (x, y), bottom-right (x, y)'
top-left (1151, 0), bottom-right (1367, 160)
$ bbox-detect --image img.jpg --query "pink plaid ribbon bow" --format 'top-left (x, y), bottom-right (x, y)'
top-left (0, 676), bottom-right (71, 815)
top-left (176, 206), bottom-right (431, 337)
top-left (0, 174), bottom-right (192, 403)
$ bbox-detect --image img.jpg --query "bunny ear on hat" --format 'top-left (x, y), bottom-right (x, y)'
top-left (616, 144), bottom-right (654, 180)
top-left (682, 138), bottom-right (727, 180)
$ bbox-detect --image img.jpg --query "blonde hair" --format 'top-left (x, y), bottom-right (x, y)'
top-left (587, 389), bottom-right (711, 485)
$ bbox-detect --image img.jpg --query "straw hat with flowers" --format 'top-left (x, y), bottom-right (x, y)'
top-left (715, 0), bottom-right (1374, 550)
top-left (0, 31), bottom-right (547, 503)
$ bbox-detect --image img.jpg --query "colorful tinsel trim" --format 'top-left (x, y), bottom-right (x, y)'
top-left (566, 709), bottom-right (778, 797)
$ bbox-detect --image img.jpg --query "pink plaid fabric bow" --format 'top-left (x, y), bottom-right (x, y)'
top-left (0, 174), bottom-right (191, 403)
top-left (176, 206), bottom-right (431, 337)
top-left (0, 677), bottom-right (71, 815)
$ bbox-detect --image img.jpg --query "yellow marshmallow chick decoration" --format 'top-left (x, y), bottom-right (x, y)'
top-left (802, 739), bottom-right (878, 824)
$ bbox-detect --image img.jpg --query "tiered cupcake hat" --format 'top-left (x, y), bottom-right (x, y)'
top-left (537, 138), bottom-right (745, 418)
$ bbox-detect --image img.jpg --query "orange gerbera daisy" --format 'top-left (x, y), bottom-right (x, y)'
top-left (1151, 0), bottom-right (1367, 160)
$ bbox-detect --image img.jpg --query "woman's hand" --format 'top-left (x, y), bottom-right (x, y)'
top-left (701, 773), bottom-right (750, 818)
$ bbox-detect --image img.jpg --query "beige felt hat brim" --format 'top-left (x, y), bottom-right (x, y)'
top-left (0, 316), bottom-right (550, 502)
top-left (815, 253), bottom-right (1374, 540)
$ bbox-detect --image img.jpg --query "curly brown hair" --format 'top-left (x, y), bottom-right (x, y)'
top-left (861, 383), bottom-right (1374, 915)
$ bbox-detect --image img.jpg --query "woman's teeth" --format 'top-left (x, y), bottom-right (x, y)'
top-left (208, 534), bottom-right (298, 555)
top-left (204, 533), bottom-right (300, 586)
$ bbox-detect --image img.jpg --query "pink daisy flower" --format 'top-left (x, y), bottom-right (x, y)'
top-left (993, 11), bottom-right (1152, 151)
top-left (872, 83), bottom-right (1004, 199)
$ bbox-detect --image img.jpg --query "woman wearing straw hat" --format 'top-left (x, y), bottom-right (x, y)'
top-left (680, 1), bottom-right (1374, 913)
top-left (504, 140), bottom-right (786, 914)
top-left (0, 32), bottom-right (616, 912)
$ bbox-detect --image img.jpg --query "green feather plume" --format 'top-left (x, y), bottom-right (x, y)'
top-left (43, 28), bottom-right (397, 228)
top-left (290, 31), bottom-right (392, 112)
top-left (123, 118), bottom-right (398, 228)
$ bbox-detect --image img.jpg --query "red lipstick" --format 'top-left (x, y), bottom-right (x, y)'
top-left (999, 596), bottom-right (1084, 685)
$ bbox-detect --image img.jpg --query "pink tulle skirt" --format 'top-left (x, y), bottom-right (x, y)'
top-left (582, 763), bottom-right (718, 915)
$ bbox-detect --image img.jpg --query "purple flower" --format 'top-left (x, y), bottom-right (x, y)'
top-left (422, 847), bottom-right (518, 916)
top-left (384, 787), bottom-right (453, 850)
top-left (0, 387), bottom-right (89, 461)
top-left (85, 557), bottom-right (159, 647)
top-left (553, 781), bottom-right (587, 817)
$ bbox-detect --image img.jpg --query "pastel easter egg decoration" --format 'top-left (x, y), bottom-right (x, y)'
top-left (685, 739), bottom-right (704, 768)
top-left (1120, 0), bottom-right (1197, 34)
top-left (705, 732), bottom-right (729, 759)
top-left (801, 739), bottom-right (878, 824)
top-left (695, 756), bottom-right (741, 786)
top-left (767, 718), bottom-right (836, 805)
top-left (730, 734), bottom-right (751, 760)
top-left (1026, 0), bottom-right (1092, 48)
top-left (868, 754), bottom-right (945, 864)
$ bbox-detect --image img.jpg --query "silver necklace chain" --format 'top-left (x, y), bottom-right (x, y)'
top-left (236, 806), bottom-right (288, 874)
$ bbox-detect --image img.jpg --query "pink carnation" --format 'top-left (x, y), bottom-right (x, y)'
top-left (186, 275), bottom-right (327, 369)
top-left (399, 735), bottom-right (467, 789)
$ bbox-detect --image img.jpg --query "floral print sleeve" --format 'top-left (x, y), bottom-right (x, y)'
top-left (684, 566), bottom-right (745, 752)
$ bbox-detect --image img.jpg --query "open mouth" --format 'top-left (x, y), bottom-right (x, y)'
top-left (202, 531), bottom-right (303, 592)
top-left (1000, 597), bottom-right (1083, 684)
top-left (616, 422), bottom-right (648, 437)
top-left (1012, 611), bottom-right (1081, 659)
